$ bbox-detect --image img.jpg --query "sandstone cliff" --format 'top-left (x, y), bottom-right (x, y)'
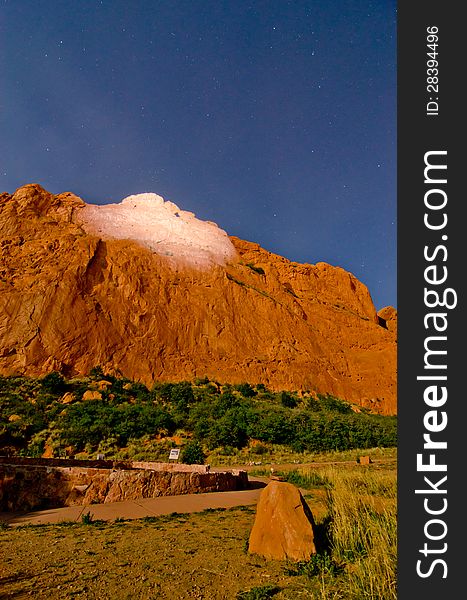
top-left (0, 184), bottom-right (397, 414)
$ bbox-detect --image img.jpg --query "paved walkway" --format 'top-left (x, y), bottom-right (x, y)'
top-left (0, 459), bottom-right (395, 527)
top-left (0, 479), bottom-right (268, 527)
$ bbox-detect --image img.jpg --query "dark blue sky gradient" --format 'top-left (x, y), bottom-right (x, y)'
top-left (1, 0), bottom-right (396, 309)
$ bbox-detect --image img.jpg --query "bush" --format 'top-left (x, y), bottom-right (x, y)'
top-left (170, 382), bottom-right (194, 406)
top-left (250, 443), bottom-right (269, 455)
top-left (280, 391), bottom-right (297, 408)
top-left (248, 410), bottom-right (294, 445)
top-left (40, 372), bottom-right (66, 394)
top-left (317, 394), bottom-right (352, 414)
top-left (89, 366), bottom-right (105, 380)
top-left (234, 383), bottom-right (257, 398)
top-left (286, 552), bottom-right (342, 577)
top-left (25, 430), bottom-right (48, 457)
top-left (213, 391), bottom-right (240, 417)
top-left (207, 408), bottom-right (249, 450)
top-left (180, 440), bottom-right (206, 465)
top-left (57, 400), bottom-right (175, 450)
top-left (81, 511), bottom-right (94, 525)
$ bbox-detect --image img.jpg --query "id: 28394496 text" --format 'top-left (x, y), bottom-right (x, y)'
top-left (426, 26), bottom-right (440, 116)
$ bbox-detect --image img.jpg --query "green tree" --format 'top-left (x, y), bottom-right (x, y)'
top-left (318, 394), bottom-right (352, 414)
top-left (206, 407), bottom-right (250, 450)
top-left (280, 391), bottom-right (297, 408)
top-left (180, 440), bottom-right (206, 465)
top-left (234, 383), bottom-right (257, 398)
top-left (40, 372), bottom-right (66, 394)
top-left (248, 409), bottom-right (293, 445)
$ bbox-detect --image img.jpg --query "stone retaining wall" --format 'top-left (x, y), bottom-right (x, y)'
top-left (0, 456), bottom-right (210, 472)
top-left (0, 458), bottom-right (248, 512)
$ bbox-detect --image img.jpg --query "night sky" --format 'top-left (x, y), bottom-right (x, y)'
top-left (1, 0), bottom-right (396, 310)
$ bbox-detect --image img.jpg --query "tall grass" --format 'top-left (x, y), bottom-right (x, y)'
top-left (286, 465), bottom-right (397, 599)
top-left (324, 467), bottom-right (397, 599)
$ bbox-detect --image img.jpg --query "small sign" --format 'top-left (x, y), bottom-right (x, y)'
top-left (169, 448), bottom-right (180, 461)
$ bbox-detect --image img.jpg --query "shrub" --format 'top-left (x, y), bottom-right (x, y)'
top-left (234, 383), bottom-right (257, 398)
top-left (0, 374), bottom-right (397, 461)
top-left (170, 381), bottom-right (194, 405)
top-left (286, 552), bottom-right (342, 577)
top-left (248, 410), bottom-right (293, 445)
top-left (89, 366), bottom-right (105, 379)
top-left (205, 405), bottom-right (250, 450)
top-left (317, 393), bottom-right (352, 414)
top-left (40, 372), bottom-right (66, 394)
top-left (280, 391), bottom-right (297, 408)
top-left (25, 430), bottom-right (48, 457)
top-left (156, 383), bottom-right (174, 402)
top-left (213, 391), bottom-right (240, 417)
top-left (180, 440), bottom-right (206, 465)
top-left (57, 400), bottom-right (175, 450)
top-left (250, 443), bottom-right (269, 455)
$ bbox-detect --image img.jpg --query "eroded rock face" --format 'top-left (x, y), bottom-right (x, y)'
top-left (0, 184), bottom-right (397, 414)
top-left (0, 461), bottom-right (248, 511)
top-left (248, 480), bottom-right (317, 562)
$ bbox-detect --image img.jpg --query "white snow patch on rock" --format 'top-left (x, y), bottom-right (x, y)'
top-left (76, 193), bottom-right (238, 269)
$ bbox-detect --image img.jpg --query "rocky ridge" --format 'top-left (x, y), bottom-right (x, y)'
top-left (0, 184), bottom-right (397, 414)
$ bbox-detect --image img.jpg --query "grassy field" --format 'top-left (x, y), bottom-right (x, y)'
top-left (209, 444), bottom-right (397, 468)
top-left (0, 456), bottom-right (396, 599)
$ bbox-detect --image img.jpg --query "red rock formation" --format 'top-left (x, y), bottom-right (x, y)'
top-left (0, 184), bottom-right (397, 414)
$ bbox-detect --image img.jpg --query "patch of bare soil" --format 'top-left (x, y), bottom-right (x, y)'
top-left (0, 500), bottom-right (327, 600)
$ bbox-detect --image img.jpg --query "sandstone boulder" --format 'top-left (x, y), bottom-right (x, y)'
top-left (60, 392), bottom-right (75, 404)
top-left (248, 480), bottom-right (317, 561)
top-left (82, 390), bottom-right (102, 401)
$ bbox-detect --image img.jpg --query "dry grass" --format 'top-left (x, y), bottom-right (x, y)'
top-left (284, 464), bottom-right (397, 599)
top-left (207, 445), bottom-right (397, 468)
top-left (324, 467), bottom-right (397, 599)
